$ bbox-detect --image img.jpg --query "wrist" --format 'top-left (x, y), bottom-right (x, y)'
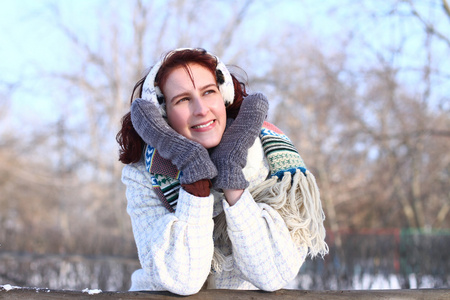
top-left (223, 189), bottom-right (244, 206)
top-left (181, 179), bottom-right (212, 197)
top-left (212, 164), bottom-right (248, 191)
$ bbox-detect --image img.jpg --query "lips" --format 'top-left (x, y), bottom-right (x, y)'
top-left (192, 120), bottom-right (215, 129)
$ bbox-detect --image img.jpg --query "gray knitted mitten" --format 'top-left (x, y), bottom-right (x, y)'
top-left (210, 93), bottom-right (269, 190)
top-left (131, 98), bottom-right (218, 185)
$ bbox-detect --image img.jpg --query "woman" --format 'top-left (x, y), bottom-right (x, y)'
top-left (117, 48), bottom-right (328, 295)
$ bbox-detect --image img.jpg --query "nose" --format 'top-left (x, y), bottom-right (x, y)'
top-left (192, 97), bottom-right (209, 116)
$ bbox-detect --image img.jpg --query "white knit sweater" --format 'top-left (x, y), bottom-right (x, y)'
top-left (122, 139), bottom-right (308, 295)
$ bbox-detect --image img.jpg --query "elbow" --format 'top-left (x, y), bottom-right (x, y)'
top-left (136, 261), bottom-right (209, 295)
top-left (257, 272), bottom-right (296, 292)
top-left (173, 286), bottom-right (202, 296)
top-left (258, 284), bottom-right (283, 292)
top-left (159, 263), bottom-right (211, 295)
top-left (257, 277), bottom-right (291, 292)
top-left (256, 261), bottom-right (301, 292)
top-left (165, 277), bottom-right (205, 296)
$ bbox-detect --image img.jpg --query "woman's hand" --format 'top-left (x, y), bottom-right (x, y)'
top-left (210, 93), bottom-right (269, 202)
top-left (131, 98), bottom-right (217, 185)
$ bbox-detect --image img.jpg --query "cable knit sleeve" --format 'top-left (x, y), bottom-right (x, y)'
top-left (122, 161), bottom-right (214, 295)
top-left (223, 190), bottom-right (308, 291)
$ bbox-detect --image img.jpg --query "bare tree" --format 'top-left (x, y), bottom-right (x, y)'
top-left (1, 0), bottom-right (266, 255)
top-left (1, 0), bottom-right (450, 291)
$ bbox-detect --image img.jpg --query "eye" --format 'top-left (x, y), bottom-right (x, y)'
top-left (204, 89), bottom-right (217, 96)
top-left (175, 97), bottom-right (189, 104)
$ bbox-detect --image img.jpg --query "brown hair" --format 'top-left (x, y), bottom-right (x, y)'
top-left (116, 48), bottom-right (247, 164)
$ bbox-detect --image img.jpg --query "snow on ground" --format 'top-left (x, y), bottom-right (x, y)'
top-left (82, 288), bottom-right (103, 295)
top-left (1, 284), bottom-right (102, 295)
top-left (1, 284), bottom-right (19, 291)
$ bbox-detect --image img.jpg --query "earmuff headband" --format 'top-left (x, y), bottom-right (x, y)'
top-left (141, 48), bottom-right (235, 117)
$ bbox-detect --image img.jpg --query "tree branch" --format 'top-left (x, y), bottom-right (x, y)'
top-left (443, 0), bottom-right (450, 19)
top-left (408, 0), bottom-right (450, 47)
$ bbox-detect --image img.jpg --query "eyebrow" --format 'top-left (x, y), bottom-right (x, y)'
top-left (169, 83), bottom-right (218, 103)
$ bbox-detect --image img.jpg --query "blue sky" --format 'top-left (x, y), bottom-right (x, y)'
top-left (1, 0), bottom-right (101, 127)
top-left (0, 0), bottom-right (448, 131)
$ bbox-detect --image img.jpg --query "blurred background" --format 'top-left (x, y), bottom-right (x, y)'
top-left (0, 0), bottom-right (449, 291)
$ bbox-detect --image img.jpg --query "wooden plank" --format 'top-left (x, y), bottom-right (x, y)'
top-left (0, 287), bottom-right (449, 300)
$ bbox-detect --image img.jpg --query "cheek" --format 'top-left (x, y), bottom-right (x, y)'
top-left (219, 106), bottom-right (227, 122)
top-left (167, 107), bottom-right (187, 134)
top-left (216, 104), bottom-right (227, 133)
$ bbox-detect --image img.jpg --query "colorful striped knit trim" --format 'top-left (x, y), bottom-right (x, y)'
top-left (144, 121), bottom-right (307, 212)
top-left (259, 122), bottom-right (307, 179)
top-left (144, 146), bottom-right (181, 212)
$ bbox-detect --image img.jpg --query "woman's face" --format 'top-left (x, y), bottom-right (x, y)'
top-left (163, 63), bottom-right (227, 149)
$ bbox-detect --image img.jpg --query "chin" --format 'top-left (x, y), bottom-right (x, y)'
top-left (195, 137), bottom-right (221, 149)
top-left (200, 141), bottom-right (220, 149)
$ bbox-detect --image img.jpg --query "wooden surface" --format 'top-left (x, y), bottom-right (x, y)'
top-left (1, 287), bottom-right (449, 300)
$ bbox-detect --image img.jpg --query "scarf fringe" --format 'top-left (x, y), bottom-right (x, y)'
top-left (211, 169), bottom-right (328, 273)
top-left (211, 212), bottom-right (231, 273)
top-left (251, 169), bottom-right (328, 258)
top-left (211, 247), bottom-right (234, 273)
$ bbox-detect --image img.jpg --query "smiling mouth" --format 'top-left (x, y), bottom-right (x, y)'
top-left (192, 120), bottom-right (215, 129)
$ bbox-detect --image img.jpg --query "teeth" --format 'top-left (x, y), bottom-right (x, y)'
top-left (193, 120), bottom-right (214, 129)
